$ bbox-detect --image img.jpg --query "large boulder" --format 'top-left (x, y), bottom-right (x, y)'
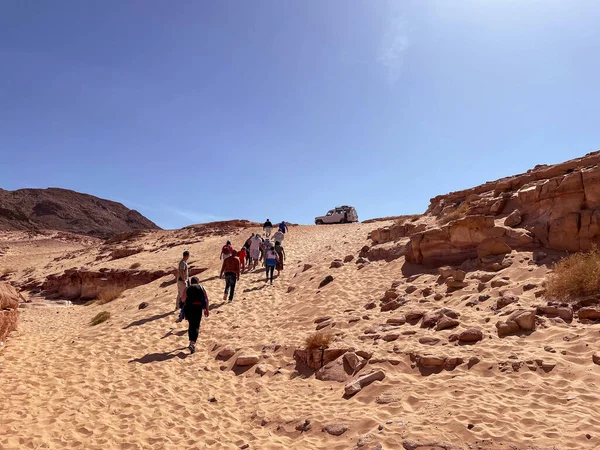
top-left (496, 309), bottom-right (536, 337)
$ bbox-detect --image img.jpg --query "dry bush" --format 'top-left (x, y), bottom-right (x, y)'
top-left (129, 262), bottom-right (141, 269)
top-left (90, 311), bottom-right (111, 326)
top-left (305, 331), bottom-right (333, 350)
top-left (438, 202), bottom-right (469, 225)
top-left (545, 247), bottom-right (600, 300)
top-left (97, 286), bottom-right (126, 305)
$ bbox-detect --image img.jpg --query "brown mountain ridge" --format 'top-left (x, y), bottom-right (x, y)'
top-left (0, 188), bottom-right (160, 238)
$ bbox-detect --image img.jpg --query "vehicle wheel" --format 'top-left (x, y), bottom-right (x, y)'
top-left (316, 220), bottom-right (323, 225)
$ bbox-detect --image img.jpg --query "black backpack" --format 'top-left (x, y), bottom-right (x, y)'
top-left (186, 285), bottom-right (207, 308)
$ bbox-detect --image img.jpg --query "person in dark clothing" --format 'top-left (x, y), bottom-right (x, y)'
top-left (182, 277), bottom-right (209, 354)
top-left (220, 250), bottom-right (241, 302)
top-left (263, 219), bottom-right (273, 238)
top-left (264, 245), bottom-right (279, 285)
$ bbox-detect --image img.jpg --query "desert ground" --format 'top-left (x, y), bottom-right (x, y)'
top-left (1, 218), bottom-right (600, 450)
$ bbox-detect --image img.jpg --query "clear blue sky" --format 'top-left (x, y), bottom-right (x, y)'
top-left (2, 1), bottom-right (599, 229)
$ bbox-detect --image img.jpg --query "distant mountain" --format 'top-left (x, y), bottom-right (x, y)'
top-left (0, 188), bottom-right (160, 238)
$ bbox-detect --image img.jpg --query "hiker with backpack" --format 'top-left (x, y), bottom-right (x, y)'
top-left (175, 250), bottom-right (190, 322)
top-left (181, 277), bottom-right (209, 354)
top-left (220, 240), bottom-right (233, 260)
top-left (263, 219), bottom-right (273, 238)
top-left (265, 244), bottom-right (279, 285)
top-left (278, 221), bottom-right (288, 234)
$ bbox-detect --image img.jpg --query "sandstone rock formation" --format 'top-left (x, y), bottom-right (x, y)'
top-left (396, 151), bottom-right (600, 267)
top-left (0, 188), bottom-right (160, 238)
top-left (42, 268), bottom-right (168, 300)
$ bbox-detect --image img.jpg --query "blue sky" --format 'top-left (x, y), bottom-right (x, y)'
top-left (1, 1), bottom-right (599, 229)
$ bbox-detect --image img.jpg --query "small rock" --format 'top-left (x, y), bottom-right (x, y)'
top-left (436, 316), bottom-right (460, 331)
top-left (236, 354), bottom-right (260, 366)
top-left (504, 209), bottom-right (522, 227)
top-left (593, 352), bottom-right (600, 365)
top-left (322, 423), bottom-right (348, 436)
top-left (438, 266), bottom-right (454, 278)
top-left (208, 396), bottom-right (217, 402)
top-left (287, 286), bottom-right (296, 293)
top-left (467, 423), bottom-right (475, 430)
top-left (523, 283), bottom-right (537, 291)
top-left (544, 346), bottom-right (556, 354)
top-left (217, 347), bottom-right (236, 359)
top-left (255, 364), bottom-right (267, 376)
top-left (138, 301), bottom-right (149, 310)
top-left (453, 269), bottom-right (466, 282)
top-left (319, 275), bottom-right (334, 288)
top-left (302, 264), bottom-right (313, 272)
top-left (240, 445), bottom-right (249, 450)
top-left (378, 424), bottom-right (384, 431)
top-left (364, 302), bottom-right (377, 310)
top-left (386, 316), bottom-right (406, 325)
top-left (330, 260), bottom-right (344, 269)
top-left (295, 419), bottom-right (312, 432)
top-left (344, 255), bottom-right (354, 263)
top-left (405, 285), bottom-right (418, 294)
top-left (382, 334), bottom-right (399, 342)
top-left (315, 316), bottom-right (332, 324)
top-left (458, 328), bottom-right (483, 343)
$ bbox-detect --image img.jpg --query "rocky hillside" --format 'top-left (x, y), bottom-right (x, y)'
top-left (366, 151), bottom-right (600, 267)
top-left (0, 188), bottom-right (160, 238)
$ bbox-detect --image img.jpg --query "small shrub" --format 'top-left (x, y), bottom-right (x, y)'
top-left (438, 202), bottom-right (469, 225)
top-left (305, 331), bottom-right (333, 351)
top-left (545, 247), bottom-right (600, 300)
top-left (97, 286), bottom-right (126, 305)
top-left (129, 262), bottom-right (141, 270)
top-left (90, 311), bottom-right (111, 326)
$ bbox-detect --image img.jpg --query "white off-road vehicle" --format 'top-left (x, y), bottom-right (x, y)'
top-left (315, 206), bottom-right (359, 224)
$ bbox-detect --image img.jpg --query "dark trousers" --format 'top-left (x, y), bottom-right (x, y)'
top-left (185, 306), bottom-right (202, 342)
top-left (224, 272), bottom-right (237, 300)
top-left (266, 265), bottom-right (275, 283)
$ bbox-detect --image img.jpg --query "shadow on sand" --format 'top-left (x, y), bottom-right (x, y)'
top-left (129, 348), bottom-right (188, 364)
top-left (123, 311), bottom-right (172, 329)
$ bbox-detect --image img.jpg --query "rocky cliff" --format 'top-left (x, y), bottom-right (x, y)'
top-left (0, 188), bottom-right (160, 238)
top-left (367, 151), bottom-right (600, 267)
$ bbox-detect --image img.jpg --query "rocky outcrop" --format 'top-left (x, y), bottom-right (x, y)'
top-left (404, 152), bottom-right (600, 267)
top-left (41, 268), bottom-right (168, 300)
top-left (0, 187), bottom-right (160, 238)
top-left (0, 282), bottom-right (20, 342)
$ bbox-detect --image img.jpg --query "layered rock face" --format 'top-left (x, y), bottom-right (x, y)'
top-left (42, 268), bottom-right (168, 300)
top-left (0, 282), bottom-right (20, 342)
top-left (405, 151), bottom-right (600, 266)
top-left (0, 188), bottom-right (160, 238)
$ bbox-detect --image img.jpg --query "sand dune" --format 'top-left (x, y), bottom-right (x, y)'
top-left (1, 223), bottom-right (600, 449)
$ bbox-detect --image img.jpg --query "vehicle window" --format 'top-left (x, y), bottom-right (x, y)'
top-left (326, 212), bottom-right (332, 216)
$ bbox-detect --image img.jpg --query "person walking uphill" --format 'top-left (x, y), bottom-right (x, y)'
top-left (176, 250), bottom-right (190, 312)
top-left (220, 241), bottom-right (233, 260)
top-left (263, 219), bottom-right (273, 238)
top-left (182, 277), bottom-right (209, 354)
top-left (275, 241), bottom-right (286, 277)
top-left (265, 245), bottom-right (279, 285)
top-left (220, 249), bottom-right (241, 302)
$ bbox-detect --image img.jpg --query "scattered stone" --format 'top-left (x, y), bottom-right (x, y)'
top-left (383, 290), bottom-right (399, 300)
top-left (578, 307), bottom-right (600, 320)
top-left (287, 286), bottom-right (296, 293)
top-left (381, 300), bottom-right (402, 312)
top-left (315, 316), bottom-right (332, 324)
top-left (240, 444), bottom-right (249, 449)
top-left (382, 334), bottom-right (399, 342)
top-left (468, 356), bottom-right (480, 368)
top-left (544, 346), bottom-right (556, 353)
top-left (364, 302), bottom-right (377, 310)
top-left (434, 293), bottom-right (444, 301)
top-left (593, 352), bottom-right (600, 365)
top-left (438, 266), bottom-right (454, 278)
top-left (405, 285), bottom-right (418, 294)
top-left (504, 209), bottom-right (522, 227)
top-left (491, 279), bottom-right (510, 288)
top-left (419, 337), bottom-right (440, 345)
top-left (479, 294), bottom-right (490, 301)
top-left (302, 264), bottom-right (313, 272)
top-left (236, 354), bottom-right (260, 366)
top-left (138, 301), bottom-right (149, 310)
top-left (421, 311), bottom-right (442, 328)
top-left (422, 287), bottom-right (433, 297)
top-left (319, 275), bottom-right (334, 288)
top-left (208, 396), bottom-right (217, 402)
top-left (255, 364), bottom-right (267, 376)
top-left (217, 347), bottom-right (236, 360)
top-left (436, 316), bottom-right (460, 331)
top-left (344, 370), bottom-right (385, 396)
top-left (445, 277), bottom-right (467, 289)
top-left (330, 260), bottom-right (344, 269)
top-left (344, 255), bottom-right (354, 263)
top-left (356, 257), bottom-right (368, 264)
top-left (458, 328), bottom-right (483, 343)
top-left (295, 419), bottom-right (312, 432)
top-left (405, 311), bottom-right (423, 322)
top-left (453, 269), bottom-right (466, 282)
top-left (467, 423), bottom-right (475, 430)
top-left (378, 424), bottom-right (384, 431)
top-left (375, 392), bottom-right (400, 404)
top-left (523, 283), bottom-right (537, 291)
top-left (386, 316), bottom-right (406, 325)
top-left (322, 423), bottom-right (348, 436)
top-left (344, 352), bottom-right (363, 371)
top-left (496, 295), bottom-right (519, 310)
top-left (496, 309), bottom-right (536, 337)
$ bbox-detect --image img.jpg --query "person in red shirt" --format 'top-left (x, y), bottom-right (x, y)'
top-left (237, 248), bottom-right (246, 273)
top-left (220, 240), bottom-right (233, 260)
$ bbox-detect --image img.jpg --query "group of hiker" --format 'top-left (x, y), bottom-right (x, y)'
top-left (174, 220), bottom-right (289, 354)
